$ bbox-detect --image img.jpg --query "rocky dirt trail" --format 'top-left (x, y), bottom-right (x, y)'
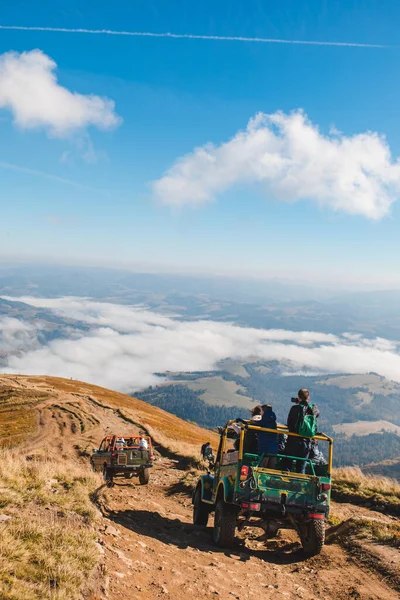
top-left (1, 375), bottom-right (398, 600)
top-left (98, 457), bottom-right (399, 600)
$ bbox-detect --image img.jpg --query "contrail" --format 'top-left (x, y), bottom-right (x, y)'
top-left (0, 160), bottom-right (98, 191)
top-left (0, 24), bottom-right (388, 48)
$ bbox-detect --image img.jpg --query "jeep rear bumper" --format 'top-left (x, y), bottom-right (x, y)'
top-left (111, 463), bottom-right (153, 472)
top-left (234, 493), bottom-right (329, 517)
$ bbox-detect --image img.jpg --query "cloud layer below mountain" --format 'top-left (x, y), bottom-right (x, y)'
top-left (1, 296), bottom-right (400, 392)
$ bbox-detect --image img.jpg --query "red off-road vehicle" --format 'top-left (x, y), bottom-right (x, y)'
top-left (90, 434), bottom-right (154, 486)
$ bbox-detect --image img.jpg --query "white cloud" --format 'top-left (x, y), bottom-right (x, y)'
top-left (0, 50), bottom-right (121, 136)
top-left (2, 296), bottom-right (400, 393)
top-left (152, 110), bottom-right (400, 220)
top-left (0, 316), bottom-right (39, 353)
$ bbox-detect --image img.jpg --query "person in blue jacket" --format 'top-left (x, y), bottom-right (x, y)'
top-left (257, 404), bottom-right (278, 469)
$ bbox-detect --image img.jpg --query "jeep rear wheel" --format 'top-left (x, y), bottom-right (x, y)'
top-left (300, 519), bottom-right (325, 556)
top-left (139, 468), bottom-right (150, 485)
top-left (213, 499), bottom-right (237, 548)
top-left (103, 466), bottom-right (114, 488)
top-left (193, 486), bottom-right (209, 526)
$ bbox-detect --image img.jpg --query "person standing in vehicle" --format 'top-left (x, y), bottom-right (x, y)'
top-left (258, 404), bottom-right (278, 469)
top-left (139, 437), bottom-right (148, 450)
top-left (242, 405), bottom-right (263, 454)
top-left (282, 389), bottom-right (319, 474)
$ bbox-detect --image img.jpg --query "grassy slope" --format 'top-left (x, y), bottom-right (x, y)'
top-left (333, 420), bottom-right (400, 437)
top-left (0, 375), bottom-right (399, 598)
top-left (0, 375), bottom-right (219, 599)
top-left (0, 385), bottom-right (49, 446)
top-left (0, 450), bottom-right (102, 600)
top-left (333, 467), bottom-right (400, 514)
top-left (43, 376), bottom-right (220, 455)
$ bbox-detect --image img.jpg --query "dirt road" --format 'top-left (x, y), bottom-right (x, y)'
top-left (1, 375), bottom-right (398, 600)
top-left (98, 457), bottom-right (398, 600)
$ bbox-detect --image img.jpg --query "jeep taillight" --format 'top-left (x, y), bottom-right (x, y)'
top-left (111, 452), bottom-right (117, 458)
top-left (150, 452), bottom-right (154, 461)
top-left (240, 465), bottom-right (249, 481)
top-left (240, 501), bottom-right (260, 511)
top-left (321, 483), bottom-right (331, 491)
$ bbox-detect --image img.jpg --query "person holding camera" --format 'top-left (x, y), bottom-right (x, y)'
top-left (282, 389), bottom-right (319, 474)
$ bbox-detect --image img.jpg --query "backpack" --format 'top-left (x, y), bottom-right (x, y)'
top-left (296, 403), bottom-right (318, 438)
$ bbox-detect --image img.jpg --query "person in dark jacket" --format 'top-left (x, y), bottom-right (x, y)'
top-left (258, 404), bottom-right (278, 469)
top-left (282, 389), bottom-right (319, 474)
top-left (232, 405), bottom-right (262, 452)
top-left (201, 442), bottom-right (212, 460)
top-left (237, 405), bottom-right (262, 454)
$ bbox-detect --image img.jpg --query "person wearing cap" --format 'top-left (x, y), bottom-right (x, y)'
top-left (243, 405), bottom-right (263, 454)
top-left (232, 405), bottom-right (263, 453)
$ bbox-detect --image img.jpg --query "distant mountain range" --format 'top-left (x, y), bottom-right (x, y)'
top-left (2, 263), bottom-right (400, 339)
top-left (1, 263), bottom-right (400, 475)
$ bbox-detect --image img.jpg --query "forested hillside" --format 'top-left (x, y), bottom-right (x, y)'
top-left (135, 361), bottom-right (400, 472)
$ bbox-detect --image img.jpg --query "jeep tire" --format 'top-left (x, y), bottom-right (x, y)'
top-left (212, 498), bottom-right (237, 548)
top-left (139, 468), bottom-right (150, 485)
top-left (300, 519), bottom-right (325, 556)
top-left (193, 485), bottom-right (209, 526)
top-left (103, 465), bottom-right (114, 488)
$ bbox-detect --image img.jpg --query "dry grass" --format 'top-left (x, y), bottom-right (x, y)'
top-left (330, 516), bottom-right (400, 549)
top-left (333, 467), bottom-right (400, 513)
top-left (334, 467), bottom-right (400, 498)
top-left (37, 375), bottom-right (219, 460)
top-left (0, 387), bottom-right (48, 447)
top-left (0, 450), bottom-right (102, 600)
top-left (351, 518), bottom-right (400, 547)
top-left (0, 375), bottom-right (219, 457)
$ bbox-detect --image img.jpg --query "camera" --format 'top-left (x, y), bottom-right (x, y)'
top-left (290, 397), bottom-right (299, 403)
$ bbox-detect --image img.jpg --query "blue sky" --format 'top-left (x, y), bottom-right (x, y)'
top-left (1, 1), bottom-right (400, 287)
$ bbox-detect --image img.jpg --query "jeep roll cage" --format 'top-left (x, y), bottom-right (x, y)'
top-left (217, 419), bottom-right (333, 477)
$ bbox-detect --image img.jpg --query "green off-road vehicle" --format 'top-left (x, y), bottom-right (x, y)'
top-left (90, 434), bottom-right (154, 486)
top-left (193, 420), bottom-right (333, 555)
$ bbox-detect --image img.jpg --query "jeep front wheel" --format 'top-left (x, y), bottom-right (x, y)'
top-left (300, 518), bottom-right (325, 556)
top-left (193, 486), bottom-right (209, 526)
top-left (139, 468), bottom-right (150, 485)
top-left (213, 499), bottom-right (237, 548)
